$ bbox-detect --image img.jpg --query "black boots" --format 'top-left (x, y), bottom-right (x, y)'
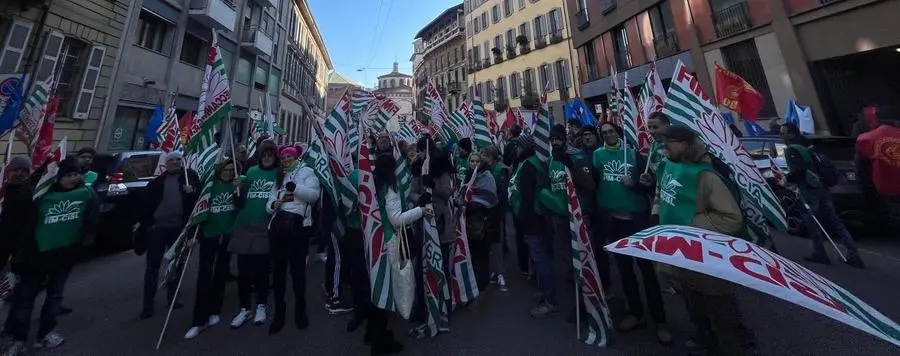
top-left (268, 302), bottom-right (286, 334)
top-left (295, 302), bottom-right (308, 329)
top-left (370, 330), bottom-right (403, 356)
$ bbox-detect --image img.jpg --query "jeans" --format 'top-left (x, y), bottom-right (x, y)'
top-left (468, 237), bottom-right (491, 291)
top-left (525, 233), bottom-right (556, 306)
top-left (8, 266), bottom-right (71, 341)
top-left (801, 188), bottom-right (858, 257)
top-left (269, 212), bottom-right (312, 322)
top-left (192, 235), bottom-right (231, 326)
top-left (514, 225), bottom-right (530, 274)
top-left (609, 217), bottom-right (666, 323)
top-left (236, 254), bottom-right (269, 309)
top-left (142, 226), bottom-right (181, 310)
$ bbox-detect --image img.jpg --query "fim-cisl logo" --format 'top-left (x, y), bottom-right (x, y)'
top-left (45, 201), bottom-right (84, 224)
top-left (603, 160), bottom-right (631, 182)
top-left (247, 180), bottom-right (274, 199)
top-left (210, 192), bottom-right (235, 213)
top-left (660, 173), bottom-right (683, 206)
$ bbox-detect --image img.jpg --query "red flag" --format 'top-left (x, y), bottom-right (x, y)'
top-left (769, 157), bottom-right (785, 186)
top-left (715, 64), bottom-right (764, 121)
top-left (31, 95), bottom-right (59, 170)
top-left (178, 111), bottom-right (194, 145)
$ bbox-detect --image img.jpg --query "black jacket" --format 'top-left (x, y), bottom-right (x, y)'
top-left (139, 169), bottom-right (201, 231)
top-left (515, 150), bottom-right (545, 236)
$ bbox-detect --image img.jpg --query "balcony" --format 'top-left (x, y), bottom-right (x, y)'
top-left (576, 9), bottom-right (589, 30)
top-left (250, 0), bottom-right (277, 8)
top-left (549, 29), bottom-right (563, 44)
top-left (424, 26), bottom-right (462, 57)
top-left (506, 45), bottom-right (517, 59)
top-left (448, 82), bottom-right (462, 94)
top-left (516, 35), bottom-right (531, 54)
top-left (189, 0), bottom-right (236, 32)
top-left (491, 47), bottom-right (503, 64)
top-left (713, 2), bottom-right (752, 38)
top-left (483, 59), bottom-right (492, 68)
top-left (535, 35), bottom-right (548, 49)
top-left (653, 31), bottom-right (679, 58)
top-left (241, 25), bottom-right (273, 57)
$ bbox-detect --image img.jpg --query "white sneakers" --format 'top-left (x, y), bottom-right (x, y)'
top-left (34, 331), bottom-right (65, 348)
top-left (254, 304), bottom-right (267, 325)
top-left (231, 305), bottom-right (267, 329)
top-left (184, 315), bottom-right (221, 339)
top-left (497, 274), bottom-right (509, 292)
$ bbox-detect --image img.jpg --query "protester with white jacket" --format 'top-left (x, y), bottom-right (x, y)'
top-left (265, 146), bottom-right (320, 334)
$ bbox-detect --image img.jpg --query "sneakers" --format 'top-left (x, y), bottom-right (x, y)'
top-left (34, 331), bottom-right (64, 348)
top-left (231, 308), bottom-right (252, 328)
top-left (529, 302), bottom-right (559, 319)
top-left (254, 304), bottom-right (267, 325)
top-left (207, 315), bottom-right (221, 326)
top-left (325, 299), bottom-right (354, 315)
top-left (497, 274), bottom-right (508, 292)
top-left (2, 341), bottom-right (25, 356)
top-left (184, 326), bottom-right (202, 339)
top-left (314, 252), bottom-right (327, 263)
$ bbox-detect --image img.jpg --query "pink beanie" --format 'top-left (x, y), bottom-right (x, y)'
top-left (280, 146), bottom-right (298, 157)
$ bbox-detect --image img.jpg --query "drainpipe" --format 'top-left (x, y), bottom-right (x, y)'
top-left (94, 0), bottom-right (139, 149)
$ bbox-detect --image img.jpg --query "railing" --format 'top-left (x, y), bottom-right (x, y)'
top-left (424, 27), bottom-right (461, 55)
top-left (549, 29), bottom-right (563, 44)
top-left (576, 9), bottom-right (589, 29)
top-left (506, 46), bottom-right (517, 59)
top-left (492, 48), bottom-right (504, 63)
top-left (241, 25), bottom-right (271, 43)
top-left (652, 31), bottom-right (679, 58)
top-left (483, 59), bottom-right (492, 68)
top-left (534, 35), bottom-right (548, 49)
top-left (713, 2), bottom-right (752, 38)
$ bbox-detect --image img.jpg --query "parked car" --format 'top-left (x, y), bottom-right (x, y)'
top-left (91, 151), bottom-right (162, 250)
top-left (740, 136), bottom-right (867, 236)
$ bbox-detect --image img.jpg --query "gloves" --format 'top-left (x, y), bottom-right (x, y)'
top-left (417, 192), bottom-right (433, 207)
top-left (422, 175), bottom-right (435, 189)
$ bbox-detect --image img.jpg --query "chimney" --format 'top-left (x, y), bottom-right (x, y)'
top-left (393, 61), bottom-right (399, 72)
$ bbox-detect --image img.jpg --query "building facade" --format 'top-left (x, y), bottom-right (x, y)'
top-left (1, 0), bottom-right (131, 154)
top-left (410, 37), bottom-right (425, 103)
top-left (325, 71), bottom-right (361, 110)
top-left (375, 62), bottom-right (414, 122)
top-left (567, 0), bottom-right (900, 135)
top-left (99, 0), bottom-right (329, 152)
top-left (413, 3), bottom-right (468, 111)
top-left (466, 0), bottom-right (578, 120)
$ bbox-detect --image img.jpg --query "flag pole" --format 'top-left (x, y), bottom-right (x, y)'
top-left (155, 242), bottom-right (195, 350)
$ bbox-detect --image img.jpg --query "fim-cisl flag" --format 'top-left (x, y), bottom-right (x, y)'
top-left (448, 167), bottom-right (480, 309)
top-left (565, 166), bottom-right (613, 347)
top-left (606, 225), bottom-right (900, 348)
top-left (357, 122), bottom-right (394, 311)
top-left (187, 30), bottom-right (232, 153)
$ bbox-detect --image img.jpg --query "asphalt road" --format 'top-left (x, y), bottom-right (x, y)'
top-left (19, 230), bottom-right (900, 356)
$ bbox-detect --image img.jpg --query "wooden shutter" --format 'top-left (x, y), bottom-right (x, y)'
top-left (72, 45), bottom-right (106, 120)
top-left (547, 63), bottom-right (556, 91)
top-left (556, 8), bottom-right (566, 32)
top-left (0, 20), bottom-right (34, 73)
top-left (35, 31), bottom-right (65, 81)
top-left (577, 47), bottom-right (588, 83)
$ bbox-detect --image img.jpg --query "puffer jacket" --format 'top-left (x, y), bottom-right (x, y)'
top-left (266, 164), bottom-right (320, 226)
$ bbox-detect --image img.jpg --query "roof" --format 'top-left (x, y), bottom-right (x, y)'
top-left (378, 71), bottom-right (412, 79)
top-left (414, 3), bottom-right (464, 40)
top-left (328, 72), bottom-right (361, 86)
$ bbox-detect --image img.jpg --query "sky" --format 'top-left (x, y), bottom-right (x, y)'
top-left (307, 0), bottom-right (461, 88)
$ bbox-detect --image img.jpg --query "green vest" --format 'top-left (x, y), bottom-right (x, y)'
top-left (346, 169), bottom-right (361, 230)
top-left (538, 159), bottom-right (569, 216)
top-left (788, 144), bottom-right (824, 189)
top-left (656, 160), bottom-right (713, 226)
top-left (648, 141), bottom-right (665, 173)
top-left (35, 186), bottom-right (94, 252)
top-left (508, 155), bottom-right (545, 217)
top-left (454, 155), bottom-right (468, 183)
top-left (593, 145), bottom-right (647, 213)
top-left (235, 166), bottom-right (277, 226)
top-left (83, 171), bottom-right (98, 187)
top-left (204, 179), bottom-right (238, 237)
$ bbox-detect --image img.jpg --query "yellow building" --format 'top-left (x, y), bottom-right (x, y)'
top-left (465, 0), bottom-right (577, 120)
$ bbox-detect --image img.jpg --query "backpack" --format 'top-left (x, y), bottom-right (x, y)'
top-left (809, 148), bottom-right (841, 188)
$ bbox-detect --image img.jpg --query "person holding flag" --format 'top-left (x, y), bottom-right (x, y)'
top-left (265, 146), bottom-right (320, 333)
top-left (456, 150), bottom-right (498, 294)
top-left (184, 159), bottom-right (241, 339)
top-left (138, 152), bottom-right (200, 320)
top-left (592, 122), bottom-right (671, 344)
top-left (5, 158), bottom-right (98, 353)
top-left (228, 141), bottom-right (279, 329)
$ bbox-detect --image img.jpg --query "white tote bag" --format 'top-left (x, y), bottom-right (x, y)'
top-left (389, 223), bottom-right (416, 319)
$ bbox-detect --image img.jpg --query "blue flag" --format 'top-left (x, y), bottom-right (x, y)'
top-left (0, 73), bottom-right (26, 137)
top-left (564, 98), bottom-right (597, 127)
top-left (144, 105), bottom-right (165, 143)
top-left (744, 121), bottom-right (767, 136)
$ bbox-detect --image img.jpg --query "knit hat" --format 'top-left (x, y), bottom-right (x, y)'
top-left (550, 124), bottom-right (567, 139)
top-left (280, 146), bottom-right (298, 157)
top-left (164, 151), bottom-right (184, 162)
top-left (514, 134), bottom-right (535, 148)
top-left (56, 158), bottom-right (81, 179)
top-left (7, 155), bottom-right (30, 171)
top-left (580, 126), bottom-right (598, 138)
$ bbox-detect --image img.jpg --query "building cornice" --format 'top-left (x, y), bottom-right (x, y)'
top-left (296, 0), bottom-right (333, 70)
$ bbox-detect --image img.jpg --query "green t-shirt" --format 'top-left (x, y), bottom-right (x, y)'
top-left (656, 160), bottom-right (712, 226)
top-left (35, 186), bottom-right (94, 252)
top-left (235, 166), bottom-right (277, 226)
top-left (593, 145), bottom-right (646, 213)
top-left (538, 159), bottom-right (569, 216)
top-left (83, 171), bottom-right (98, 187)
top-left (204, 179), bottom-right (238, 237)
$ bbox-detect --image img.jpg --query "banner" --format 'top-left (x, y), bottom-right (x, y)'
top-left (606, 225), bottom-right (900, 348)
top-left (715, 64), bottom-right (764, 122)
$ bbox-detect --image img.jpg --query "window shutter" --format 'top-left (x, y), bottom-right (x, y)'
top-left (72, 45), bottom-right (106, 120)
top-left (547, 64), bottom-right (556, 91)
top-left (0, 20), bottom-right (34, 73)
top-left (563, 60), bottom-right (571, 88)
top-left (556, 8), bottom-right (566, 32)
top-left (35, 31), bottom-right (65, 82)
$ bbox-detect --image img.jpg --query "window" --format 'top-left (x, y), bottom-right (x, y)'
top-left (518, 0), bottom-right (526, 10)
top-left (135, 11), bottom-right (169, 52)
top-left (474, 16), bottom-right (481, 33)
top-left (269, 68), bottom-right (281, 94)
top-left (107, 107), bottom-right (152, 151)
top-left (581, 42), bottom-right (598, 81)
top-left (523, 68), bottom-right (535, 94)
top-left (505, 29), bottom-right (516, 50)
top-left (254, 62), bottom-right (268, 90)
top-left (503, 0), bottom-right (514, 16)
top-left (485, 80), bottom-right (494, 103)
top-left (493, 35), bottom-right (502, 52)
top-left (519, 22), bottom-right (530, 41)
top-left (236, 52), bottom-right (254, 85)
top-left (179, 33), bottom-right (207, 67)
top-left (548, 8), bottom-right (564, 36)
top-left (473, 45), bottom-right (481, 62)
top-left (480, 13), bottom-right (488, 30)
top-left (538, 63), bottom-right (554, 91)
top-left (648, 2), bottom-right (678, 57)
top-left (721, 40), bottom-right (777, 117)
top-left (612, 26), bottom-right (632, 69)
top-left (53, 37), bottom-right (88, 116)
top-left (555, 60), bottom-right (570, 89)
top-left (491, 5), bottom-right (500, 23)
top-left (0, 20), bottom-right (34, 73)
top-left (533, 15), bottom-right (546, 39)
top-left (467, 20), bottom-right (473, 37)
top-left (509, 72), bottom-right (520, 98)
top-left (497, 76), bottom-right (507, 101)
top-left (273, 30), bottom-right (280, 65)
